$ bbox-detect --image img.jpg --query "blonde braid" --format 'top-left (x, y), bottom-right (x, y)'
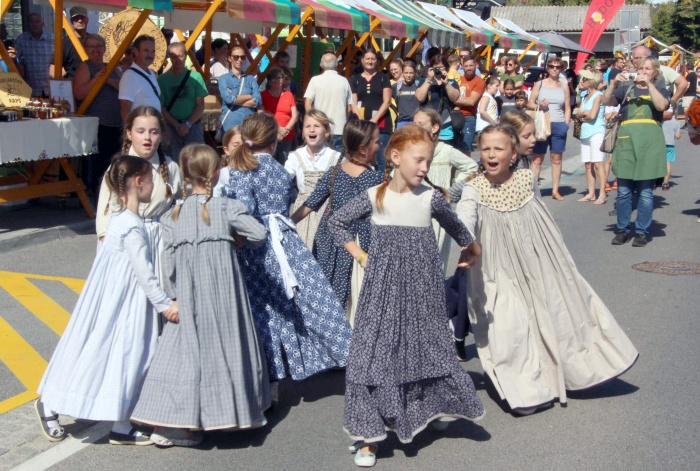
top-left (157, 148), bottom-right (172, 198)
top-left (121, 136), bottom-right (131, 155)
top-left (201, 179), bottom-right (212, 225)
top-left (171, 180), bottom-right (188, 222)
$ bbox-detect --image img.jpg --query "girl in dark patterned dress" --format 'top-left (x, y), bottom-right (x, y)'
top-left (292, 120), bottom-right (383, 325)
top-left (224, 113), bottom-right (351, 404)
top-left (327, 124), bottom-right (485, 467)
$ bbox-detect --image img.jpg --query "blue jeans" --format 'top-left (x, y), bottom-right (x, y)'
top-left (377, 133), bottom-right (390, 173)
top-left (332, 134), bottom-right (343, 153)
top-left (616, 178), bottom-right (655, 235)
top-left (459, 115), bottom-right (477, 153)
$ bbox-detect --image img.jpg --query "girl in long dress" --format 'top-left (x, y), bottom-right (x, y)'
top-left (455, 124), bottom-right (639, 416)
top-left (327, 125), bottom-right (485, 468)
top-left (36, 156), bottom-right (178, 445)
top-left (286, 110), bottom-right (341, 249)
top-left (224, 112), bottom-right (351, 402)
top-left (291, 120), bottom-right (383, 321)
top-left (96, 105), bottom-right (183, 332)
top-left (132, 145), bottom-right (270, 447)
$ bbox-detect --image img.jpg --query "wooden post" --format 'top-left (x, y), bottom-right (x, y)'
top-left (302, 18), bottom-right (312, 94)
top-left (521, 51), bottom-right (540, 73)
top-left (379, 38), bottom-right (405, 70)
top-left (54, 0), bottom-right (63, 79)
top-left (255, 23), bottom-right (287, 83)
top-left (405, 31), bottom-right (427, 58)
top-left (517, 41), bottom-right (535, 62)
top-left (184, 0), bottom-right (223, 52)
top-left (76, 9), bottom-right (153, 115)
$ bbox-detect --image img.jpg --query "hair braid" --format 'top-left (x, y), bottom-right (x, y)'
top-left (117, 165), bottom-right (127, 204)
top-left (324, 156), bottom-right (344, 218)
top-left (201, 179), bottom-right (212, 225)
top-left (157, 147), bottom-right (172, 198)
top-left (171, 180), bottom-right (188, 222)
top-left (466, 164), bottom-right (486, 182)
top-left (423, 175), bottom-right (448, 199)
top-left (121, 136), bottom-right (131, 154)
top-left (374, 162), bottom-right (392, 212)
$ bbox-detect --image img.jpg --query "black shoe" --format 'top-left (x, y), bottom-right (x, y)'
top-left (611, 232), bottom-right (630, 245)
top-left (632, 233), bottom-right (648, 247)
top-left (454, 338), bottom-right (468, 362)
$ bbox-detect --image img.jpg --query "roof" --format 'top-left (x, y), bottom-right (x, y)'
top-left (490, 4), bottom-right (651, 33)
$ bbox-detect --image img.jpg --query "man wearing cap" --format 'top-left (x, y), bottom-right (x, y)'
top-left (69, 7), bottom-right (89, 43)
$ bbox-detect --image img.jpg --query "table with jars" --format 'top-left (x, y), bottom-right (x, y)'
top-left (0, 98), bottom-right (99, 217)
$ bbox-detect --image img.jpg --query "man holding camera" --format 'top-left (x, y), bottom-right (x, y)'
top-left (415, 55), bottom-right (461, 145)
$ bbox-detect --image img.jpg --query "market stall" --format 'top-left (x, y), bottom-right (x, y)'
top-left (0, 116), bottom-right (99, 216)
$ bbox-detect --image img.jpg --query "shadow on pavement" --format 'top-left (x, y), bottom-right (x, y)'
top-left (567, 378), bottom-right (639, 400)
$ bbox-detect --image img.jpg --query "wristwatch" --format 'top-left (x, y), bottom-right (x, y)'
top-left (185, 121), bottom-right (192, 128)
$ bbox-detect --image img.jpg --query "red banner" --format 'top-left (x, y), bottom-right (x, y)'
top-left (575, 0), bottom-right (625, 72)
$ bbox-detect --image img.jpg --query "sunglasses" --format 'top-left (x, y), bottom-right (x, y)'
top-left (230, 55), bottom-right (246, 61)
top-left (548, 65), bottom-right (562, 69)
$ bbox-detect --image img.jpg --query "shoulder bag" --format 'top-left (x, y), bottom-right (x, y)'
top-left (438, 83), bottom-right (465, 132)
top-left (166, 70), bottom-right (191, 112)
top-left (128, 66), bottom-right (160, 97)
top-left (600, 85), bottom-right (633, 154)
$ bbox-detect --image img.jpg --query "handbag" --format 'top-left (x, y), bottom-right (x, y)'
top-left (572, 117), bottom-right (582, 140)
top-left (599, 85), bottom-right (634, 154)
top-left (215, 76), bottom-right (246, 142)
top-left (534, 105), bottom-right (550, 141)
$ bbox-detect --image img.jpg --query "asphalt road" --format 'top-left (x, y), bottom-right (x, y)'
top-left (1, 132), bottom-right (699, 470)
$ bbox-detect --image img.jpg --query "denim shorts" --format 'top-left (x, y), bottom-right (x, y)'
top-left (534, 121), bottom-right (569, 154)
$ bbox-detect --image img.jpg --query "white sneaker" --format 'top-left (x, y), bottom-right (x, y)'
top-left (354, 444), bottom-right (378, 467)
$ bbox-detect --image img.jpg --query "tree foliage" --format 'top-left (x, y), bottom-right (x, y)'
top-left (651, 0), bottom-right (700, 51)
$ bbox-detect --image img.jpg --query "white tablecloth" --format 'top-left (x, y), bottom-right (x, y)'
top-left (0, 116), bottom-right (99, 164)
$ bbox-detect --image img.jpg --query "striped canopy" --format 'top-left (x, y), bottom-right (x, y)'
top-left (451, 9), bottom-right (520, 49)
top-left (415, 2), bottom-right (493, 47)
top-left (335, 0), bottom-right (420, 39)
top-left (296, 0), bottom-right (370, 32)
top-left (68, 0), bottom-right (174, 11)
top-left (226, 0), bottom-right (301, 25)
top-left (492, 18), bottom-right (549, 53)
top-left (378, 0), bottom-right (468, 48)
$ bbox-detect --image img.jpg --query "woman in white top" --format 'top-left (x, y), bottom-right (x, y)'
top-left (476, 77), bottom-right (500, 132)
top-left (575, 70), bottom-right (607, 204)
top-left (209, 38), bottom-right (230, 79)
top-left (286, 110), bottom-right (341, 249)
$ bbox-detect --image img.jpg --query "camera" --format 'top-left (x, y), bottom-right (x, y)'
top-left (627, 72), bottom-right (637, 82)
top-left (433, 67), bottom-right (445, 80)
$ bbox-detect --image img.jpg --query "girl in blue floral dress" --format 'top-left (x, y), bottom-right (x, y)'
top-left (225, 113), bottom-right (351, 401)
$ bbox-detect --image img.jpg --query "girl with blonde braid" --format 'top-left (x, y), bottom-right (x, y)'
top-left (224, 112), bottom-right (351, 404)
top-left (37, 155), bottom-right (177, 446)
top-left (96, 106), bottom-right (183, 330)
top-left (327, 124), bottom-right (484, 467)
top-left (132, 144), bottom-right (269, 447)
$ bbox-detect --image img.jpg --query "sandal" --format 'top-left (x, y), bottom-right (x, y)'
top-left (604, 182), bottom-right (612, 192)
top-left (662, 182), bottom-right (670, 191)
top-left (34, 399), bottom-right (66, 442)
top-left (353, 444), bottom-right (378, 467)
top-left (577, 195), bottom-right (595, 202)
top-left (552, 194), bottom-right (565, 201)
top-left (594, 197), bottom-right (607, 205)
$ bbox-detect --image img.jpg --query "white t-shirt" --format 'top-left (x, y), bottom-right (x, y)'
top-left (210, 61), bottom-right (230, 79)
top-left (285, 146), bottom-right (341, 193)
top-left (304, 71), bottom-right (353, 137)
top-left (119, 63), bottom-right (162, 112)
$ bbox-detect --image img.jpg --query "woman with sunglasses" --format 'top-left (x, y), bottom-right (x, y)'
top-left (500, 57), bottom-right (524, 93)
top-left (219, 45), bottom-right (261, 132)
top-left (527, 57), bottom-right (571, 200)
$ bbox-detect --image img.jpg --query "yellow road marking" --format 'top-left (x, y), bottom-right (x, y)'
top-left (0, 270), bottom-right (84, 414)
top-left (0, 316), bottom-right (47, 414)
top-left (0, 272), bottom-right (75, 336)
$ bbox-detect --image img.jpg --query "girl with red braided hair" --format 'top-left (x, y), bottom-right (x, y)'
top-left (328, 124), bottom-right (484, 468)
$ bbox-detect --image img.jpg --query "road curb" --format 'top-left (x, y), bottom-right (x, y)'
top-left (0, 220), bottom-right (95, 253)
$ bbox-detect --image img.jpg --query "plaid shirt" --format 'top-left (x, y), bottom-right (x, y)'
top-left (15, 31), bottom-right (54, 96)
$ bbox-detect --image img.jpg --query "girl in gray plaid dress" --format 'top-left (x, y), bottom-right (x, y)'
top-left (328, 125), bottom-right (484, 468)
top-left (132, 145), bottom-right (270, 447)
